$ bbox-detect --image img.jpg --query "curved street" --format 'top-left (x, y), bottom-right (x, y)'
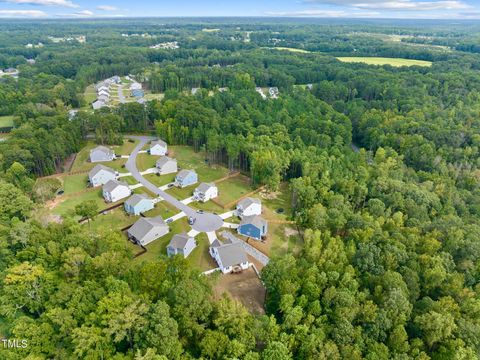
top-left (125, 136), bottom-right (224, 233)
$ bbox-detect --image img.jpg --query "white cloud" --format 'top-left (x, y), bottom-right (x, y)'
top-left (0, 9), bottom-right (47, 16)
top-left (353, 0), bottom-right (471, 10)
top-left (266, 9), bottom-right (380, 17)
top-left (96, 5), bottom-right (117, 11)
top-left (1, 0), bottom-right (78, 7)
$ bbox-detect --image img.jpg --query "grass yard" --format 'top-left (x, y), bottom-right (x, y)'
top-left (52, 189), bottom-right (106, 217)
top-left (90, 206), bottom-right (136, 232)
top-left (190, 200), bottom-right (224, 213)
top-left (166, 184), bottom-right (196, 200)
top-left (70, 141), bottom-right (97, 172)
top-left (186, 232), bottom-right (218, 271)
top-left (215, 175), bottom-right (254, 207)
top-left (63, 173), bottom-right (88, 194)
top-left (0, 115), bottom-right (15, 128)
top-left (136, 153), bottom-right (158, 171)
top-left (111, 139), bottom-right (138, 156)
top-left (144, 93), bottom-right (164, 101)
top-left (171, 146), bottom-right (229, 182)
top-left (144, 173), bottom-right (176, 187)
top-left (83, 84), bottom-right (96, 104)
top-left (143, 200), bottom-right (178, 219)
top-left (119, 176), bottom-right (138, 185)
top-left (336, 56), bottom-right (432, 67)
top-left (261, 183), bottom-right (293, 221)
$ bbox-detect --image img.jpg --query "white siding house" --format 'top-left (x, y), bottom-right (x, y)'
top-left (102, 180), bottom-right (131, 203)
top-left (236, 197), bottom-right (262, 218)
top-left (150, 139), bottom-right (168, 156)
top-left (90, 146), bottom-right (115, 162)
top-left (127, 216), bottom-right (169, 246)
top-left (210, 241), bottom-right (250, 274)
top-left (156, 156), bottom-right (177, 175)
top-left (88, 164), bottom-right (117, 187)
top-left (193, 182), bottom-right (218, 202)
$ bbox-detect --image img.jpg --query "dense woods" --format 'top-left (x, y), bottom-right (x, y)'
top-left (0, 18), bottom-right (480, 359)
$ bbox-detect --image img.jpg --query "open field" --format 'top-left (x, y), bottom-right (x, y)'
top-left (90, 206), bottom-right (134, 232)
top-left (0, 115), bottom-right (15, 128)
top-left (83, 84), bottom-right (97, 104)
top-left (215, 175), bottom-right (253, 207)
top-left (51, 189), bottom-right (106, 217)
top-left (268, 47), bottom-right (311, 53)
top-left (336, 57), bottom-right (432, 67)
top-left (213, 267), bottom-right (266, 314)
top-left (136, 153), bottom-right (157, 171)
top-left (62, 173), bottom-right (88, 194)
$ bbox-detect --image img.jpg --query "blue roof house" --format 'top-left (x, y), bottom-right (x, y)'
top-left (175, 169), bottom-right (198, 188)
top-left (124, 194), bottom-right (154, 215)
top-left (131, 89), bottom-right (145, 98)
top-left (238, 215), bottom-right (268, 240)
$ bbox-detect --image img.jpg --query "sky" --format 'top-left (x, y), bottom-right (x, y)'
top-left (0, 0), bottom-right (479, 19)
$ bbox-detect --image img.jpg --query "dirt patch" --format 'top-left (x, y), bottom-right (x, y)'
top-left (284, 227), bottom-right (299, 237)
top-left (46, 196), bottom-right (66, 210)
top-left (213, 267), bottom-right (266, 315)
top-left (259, 188), bottom-right (280, 200)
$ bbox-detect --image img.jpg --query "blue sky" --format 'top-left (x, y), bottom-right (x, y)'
top-left (0, 0), bottom-right (479, 19)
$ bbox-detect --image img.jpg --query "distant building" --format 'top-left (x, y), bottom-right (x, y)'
top-left (130, 82), bottom-right (142, 90)
top-left (166, 233), bottom-right (196, 258)
top-left (210, 241), bottom-right (249, 274)
top-left (102, 180), bottom-right (131, 203)
top-left (218, 87), bottom-right (228, 92)
top-left (269, 87), bottom-right (279, 99)
top-left (193, 182), bottom-right (218, 202)
top-left (255, 87), bottom-right (267, 99)
top-left (68, 109), bottom-right (78, 120)
top-left (98, 89), bottom-right (110, 97)
top-left (236, 197), bottom-right (262, 218)
top-left (92, 100), bottom-right (106, 110)
top-left (191, 87), bottom-right (200, 95)
top-left (306, 84), bottom-right (313, 90)
top-left (26, 59), bottom-right (36, 65)
top-left (149, 139), bottom-right (167, 156)
top-left (128, 216), bottom-right (169, 246)
top-left (97, 95), bottom-right (109, 103)
top-left (238, 215), bottom-right (268, 240)
top-left (88, 164), bottom-right (117, 187)
top-left (156, 156), bottom-right (177, 175)
top-left (124, 193), bottom-right (154, 215)
top-left (90, 145), bottom-right (115, 162)
top-left (175, 169), bottom-right (198, 188)
top-left (131, 89), bottom-right (144, 98)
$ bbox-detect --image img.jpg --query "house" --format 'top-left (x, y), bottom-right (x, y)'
top-left (102, 180), bottom-right (131, 203)
top-left (269, 87), bottom-right (279, 99)
top-left (98, 89), bottom-right (110, 97)
top-left (306, 83), bottom-right (313, 90)
top-left (175, 169), bottom-right (198, 188)
top-left (191, 87), bottom-right (200, 95)
top-left (236, 197), bottom-right (262, 218)
top-left (149, 139), bottom-right (167, 156)
top-left (26, 59), bottom-right (36, 65)
top-left (127, 216), bottom-right (169, 246)
top-left (238, 215), bottom-right (268, 240)
top-left (166, 233), bottom-right (196, 258)
top-left (218, 87), bottom-right (228, 93)
top-left (68, 109), bottom-right (78, 120)
top-left (90, 145), bottom-right (115, 162)
top-left (92, 100), bottom-right (106, 110)
top-left (111, 75), bottom-right (121, 84)
top-left (130, 82), bottom-right (142, 90)
top-left (88, 164), bottom-right (117, 187)
top-left (97, 94), bottom-right (109, 103)
top-left (131, 89), bottom-right (144, 98)
top-left (193, 182), bottom-right (218, 202)
top-left (124, 193), bottom-right (154, 215)
top-left (156, 156), bottom-right (177, 175)
top-left (210, 241), bottom-right (249, 274)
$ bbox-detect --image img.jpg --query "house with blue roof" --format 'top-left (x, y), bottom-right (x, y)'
top-left (175, 169), bottom-right (198, 188)
top-left (238, 215), bottom-right (268, 240)
top-left (124, 193), bottom-right (154, 215)
top-left (131, 89), bottom-right (144, 98)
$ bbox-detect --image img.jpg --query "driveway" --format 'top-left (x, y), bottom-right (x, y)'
top-left (125, 136), bottom-right (224, 233)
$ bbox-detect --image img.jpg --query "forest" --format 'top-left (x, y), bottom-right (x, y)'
top-left (0, 18), bottom-right (479, 359)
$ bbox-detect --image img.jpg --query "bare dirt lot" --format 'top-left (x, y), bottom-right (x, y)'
top-left (213, 267), bottom-right (266, 315)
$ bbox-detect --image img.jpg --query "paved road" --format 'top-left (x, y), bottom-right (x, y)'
top-left (117, 84), bottom-right (126, 104)
top-left (125, 136), bottom-right (224, 233)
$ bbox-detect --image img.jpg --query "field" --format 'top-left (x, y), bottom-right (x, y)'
top-left (336, 57), bottom-right (432, 67)
top-left (269, 47), bottom-right (311, 53)
top-left (0, 115), bottom-right (15, 128)
top-left (83, 84), bottom-right (97, 105)
top-left (215, 175), bottom-right (253, 207)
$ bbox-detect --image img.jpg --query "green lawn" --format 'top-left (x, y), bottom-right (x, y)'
top-left (186, 233), bottom-right (217, 271)
top-left (52, 189), bottom-right (106, 217)
top-left (166, 184), bottom-right (196, 200)
top-left (261, 183), bottom-right (293, 222)
top-left (216, 175), bottom-right (254, 207)
top-left (119, 176), bottom-right (138, 185)
top-left (143, 200), bottom-right (178, 219)
top-left (136, 153), bottom-right (158, 171)
top-left (190, 200), bottom-right (224, 213)
top-left (144, 173), bottom-right (176, 187)
top-left (171, 146), bottom-right (229, 182)
top-left (111, 139), bottom-right (138, 156)
top-left (336, 57), bottom-right (432, 67)
top-left (63, 173), bottom-right (88, 194)
top-left (71, 141), bottom-right (97, 172)
top-left (268, 47), bottom-right (311, 53)
top-left (83, 84), bottom-right (96, 104)
top-left (0, 115), bottom-right (15, 128)
top-left (90, 206), bottom-right (136, 232)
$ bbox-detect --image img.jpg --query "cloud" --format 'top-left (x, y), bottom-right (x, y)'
top-left (266, 9), bottom-right (380, 17)
top-left (0, 9), bottom-right (47, 16)
top-left (96, 5), bottom-right (117, 11)
top-left (303, 0), bottom-right (471, 11)
top-left (1, 0), bottom-right (78, 7)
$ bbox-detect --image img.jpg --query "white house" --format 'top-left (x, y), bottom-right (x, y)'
top-left (166, 233), bottom-right (197, 258)
top-left (236, 197), bottom-right (262, 218)
top-left (210, 241), bottom-right (249, 274)
top-left (98, 89), bottom-right (110, 98)
top-left (102, 180), bottom-right (131, 203)
top-left (193, 182), bottom-right (218, 202)
top-left (156, 156), bottom-right (177, 175)
top-left (130, 82), bottom-right (142, 90)
top-left (90, 145), bottom-right (115, 162)
top-left (88, 164), bottom-right (117, 187)
top-left (150, 139), bottom-right (167, 156)
top-left (92, 100), bottom-right (106, 110)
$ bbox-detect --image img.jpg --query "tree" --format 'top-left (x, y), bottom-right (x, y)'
top-left (75, 200), bottom-right (99, 228)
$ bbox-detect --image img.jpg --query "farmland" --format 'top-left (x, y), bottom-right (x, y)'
top-left (336, 56), bottom-right (432, 67)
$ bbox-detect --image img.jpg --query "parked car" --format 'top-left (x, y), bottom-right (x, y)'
top-left (196, 209), bottom-right (204, 214)
top-left (167, 183), bottom-right (174, 188)
top-left (166, 218), bottom-right (173, 224)
top-left (57, 189), bottom-right (65, 196)
top-left (188, 216), bottom-right (196, 225)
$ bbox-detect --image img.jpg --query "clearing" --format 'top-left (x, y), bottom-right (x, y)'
top-left (268, 47), bottom-right (311, 53)
top-left (336, 57), bottom-right (432, 67)
top-left (0, 115), bottom-right (15, 129)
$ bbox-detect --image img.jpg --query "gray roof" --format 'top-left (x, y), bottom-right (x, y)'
top-left (216, 243), bottom-right (248, 268)
top-left (238, 197), bottom-right (261, 209)
top-left (156, 156), bottom-right (176, 167)
top-left (103, 179), bottom-right (129, 193)
top-left (196, 182), bottom-right (216, 193)
top-left (125, 193), bottom-right (151, 207)
top-left (128, 216), bottom-right (167, 241)
top-left (151, 139), bottom-right (167, 148)
top-left (168, 233), bottom-right (194, 250)
top-left (240, 215), bottom-right (267, 229)
top-left (92, 100), bottom-right (106, 109)
top-left (210, 239), bottom-right (223, 248)
top-left (89, 164), bottom-right (115, 178)
top-left (91, 145), bottom-right (114, 157)
top-left (176, 169), bottom-right (196, 181)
